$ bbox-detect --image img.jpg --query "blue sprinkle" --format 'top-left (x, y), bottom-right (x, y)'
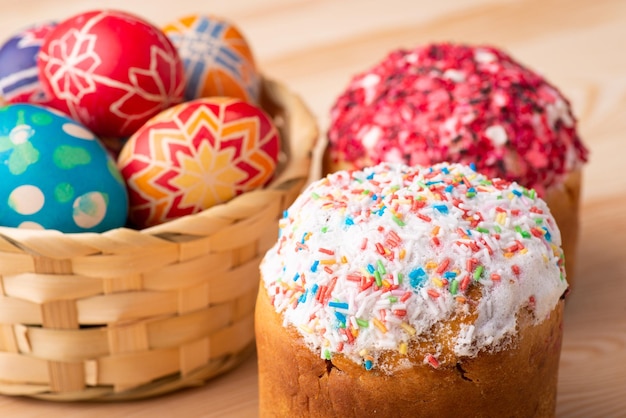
top-left (444, 271), bottom-right (457, 279)
top-left (469, 162), bottom-right (477, 171)
top-left (441, 166), bottom-right (450, 174)
top-left (345, 217), bottom-right (354, 226)
top-left (335, 311), bottom-right (347, 325)
top-left (409, 267), bottom-right (427, 288)
top-left (311, 260), bottom-right (319, 272)
top-left (512, 189), bottom-right (523, 197)
top-left (282, 210), bottom-right (288, 219)
top-left (329, 301), bottom-right (349, 310)
top-left (367, 264), bottom-right (376, 274)
top-left (445, 185), bottom-right (454, 193)
top-left (542, 227), bottom-right (552, 242)
top-left (426, 180), bottom-right (444, 186)
top-left (293, 272), bottom-right (300, 282)
top-left (299, 290), bottom-right (308, 303)
top-left (364, 359), bottom-right (373, 370)
top-left (371, 194), bottom-right (378, 201)
top-left (367, 172), bottom-right (375, 180)
top-left (377, 206), bottom-right (386, 216)
top-left (433, 204), bottom-right (449, 214)
top-left (311, 284), bottom-right (319, 295)
top-left (301, 232), bottom-right (308, 244)
top-left (468, 187), bottom-right (476, 194)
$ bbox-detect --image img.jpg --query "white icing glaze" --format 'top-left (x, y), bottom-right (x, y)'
top-left (260, 162), bottom-right (567, 372)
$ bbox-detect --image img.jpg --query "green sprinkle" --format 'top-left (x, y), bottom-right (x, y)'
top-left (388, 296), bottom-right (398, 303)
top-left (323, 349), bottom-right (331, 360)
top-left (392, 215), bottom-right (405, 226)
top-left (398, 272), bottom-right (404, 285)
top-left (521, 230), bottom-right (531, 239)
top-left (476, 227), bottom-right (489, 234)
top-left (311, 192), bottom-right (320, 199)
top-left (374, 271), bottom-right (382, 287)
top-left (473, 265), bottom-right (484, 281)
top-left (494, 225), bottom-right (502, 233)
top-left (321, 226), bottom-right (328, 233)
top-left (356, 318), bottom-right (369, 328)
top-left (449, 279), bottom-right (459, 295)
top-left (535, 218), bottom-right (544, 225)
top-left (376, 260), bottom-right (386, 275)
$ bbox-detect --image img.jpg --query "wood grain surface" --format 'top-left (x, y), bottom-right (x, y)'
top-left (0, 0), bottom-right (625, 416)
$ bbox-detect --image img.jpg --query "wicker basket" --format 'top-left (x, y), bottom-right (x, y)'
top-left (0, 77), bottom-right (319, 401)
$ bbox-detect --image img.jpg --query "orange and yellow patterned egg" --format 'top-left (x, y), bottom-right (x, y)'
top-left (163, 14), bottom-right (260, 104)
top-left (117, 97), bottom-right (280, 229)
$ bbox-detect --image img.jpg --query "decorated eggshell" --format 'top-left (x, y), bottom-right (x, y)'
top-left (0, 104), bottom-right (128, 232)
top-left (38, 9), bottom-right (185, 138)
top-left (118, 97), bottom-right (280, 229)
top-left (0, 21), bottom-right (57, 104)
top-left (163, 14), bottom-right (260, 103)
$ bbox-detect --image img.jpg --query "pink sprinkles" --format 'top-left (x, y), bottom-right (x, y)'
top-left (327, 42), bottom-right (588, 195)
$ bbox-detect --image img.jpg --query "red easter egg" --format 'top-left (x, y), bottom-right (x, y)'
top-left (37, 9), bottom-right (185, 138)
top-left (117, 97), bottom-right (281, 229)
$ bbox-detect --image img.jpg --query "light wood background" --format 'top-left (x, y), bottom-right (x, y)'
top-left (0, 0), bottom-right (625, 416)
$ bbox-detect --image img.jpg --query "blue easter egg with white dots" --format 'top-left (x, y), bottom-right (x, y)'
top-left (0, 103), bottom-right (128, 232)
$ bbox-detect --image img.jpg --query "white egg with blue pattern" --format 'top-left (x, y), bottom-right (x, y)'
top-left (0, 103), bottom-right (128, 232)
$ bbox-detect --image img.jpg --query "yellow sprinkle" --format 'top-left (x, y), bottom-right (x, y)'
top-left (399, 248), bottom-right (406, 260)
top-left (431, 225), bottom-right (440, 236)
top-left (542, 254), bottom-right (549, 263)
top-left (359, 349), bottom-right (369, 357)
top-left (399, 342), bottom-right (408, 355)
top-left (304, 232), bottom-right (312, 241)
top-left (520, 248), bottom-right (528, 255)
top-left (507, 192), bottom-right (515, 200)
top-left (455, 296), bottom-right (467, 304)
top-left (352, 328), bottom-right (359, 338)
top-left (504, 252), bottom-right (514, 258)
top-left (425, 261), bottom-right (438, 270)
top-left (496, 212), bottom-right (506, 225)
top-left (299, 324), bottom-right (314, 334)
top-left (382, 279), bottom-right (392, 288)
top-left (323, 339), bottom-right (330, 347)
top-left (372, 318), bottom-right (388, 334)
top-left (341, 255), bottom-right (348, 264)
top-left (400, 322), bottom-right (416, 336)
top-left (320, 258), bottom-right (336, 265)
top-left (432, 277), bottom-right (443, 288)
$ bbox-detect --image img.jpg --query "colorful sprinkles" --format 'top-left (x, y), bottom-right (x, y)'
top-left (261, 162), bottom-right (568, 373)
top-left (326, 43), bottom-right (588, 195)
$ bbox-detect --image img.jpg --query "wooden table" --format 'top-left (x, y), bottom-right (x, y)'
top-left (1, 0), bottom-right (625, 416)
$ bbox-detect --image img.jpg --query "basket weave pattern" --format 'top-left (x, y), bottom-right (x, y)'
top-left (0, 78), bottom-right (318, 401)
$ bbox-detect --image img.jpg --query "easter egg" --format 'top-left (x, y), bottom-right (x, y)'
top-left (38, 9), bottom-right (185, 138)
top-left (0, 104), bottom-right (128, 232)
top-left (0, 21), bottom-right (57, 104)
top-left (163, 15), bottom-right (260, 103)
top-left (118, 97), bottom-right (281, 229)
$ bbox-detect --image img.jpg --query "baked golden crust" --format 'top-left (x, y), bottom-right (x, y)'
top-left (544, 170), bottom-right (581, 287)
top-left (256, 287), bottom-right (564, 418)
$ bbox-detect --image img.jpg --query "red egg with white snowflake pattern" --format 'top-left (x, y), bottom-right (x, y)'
top-left (37, 9), bottom-right (185, 138)
top-left (117, 97), bottom-right (281, 229)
